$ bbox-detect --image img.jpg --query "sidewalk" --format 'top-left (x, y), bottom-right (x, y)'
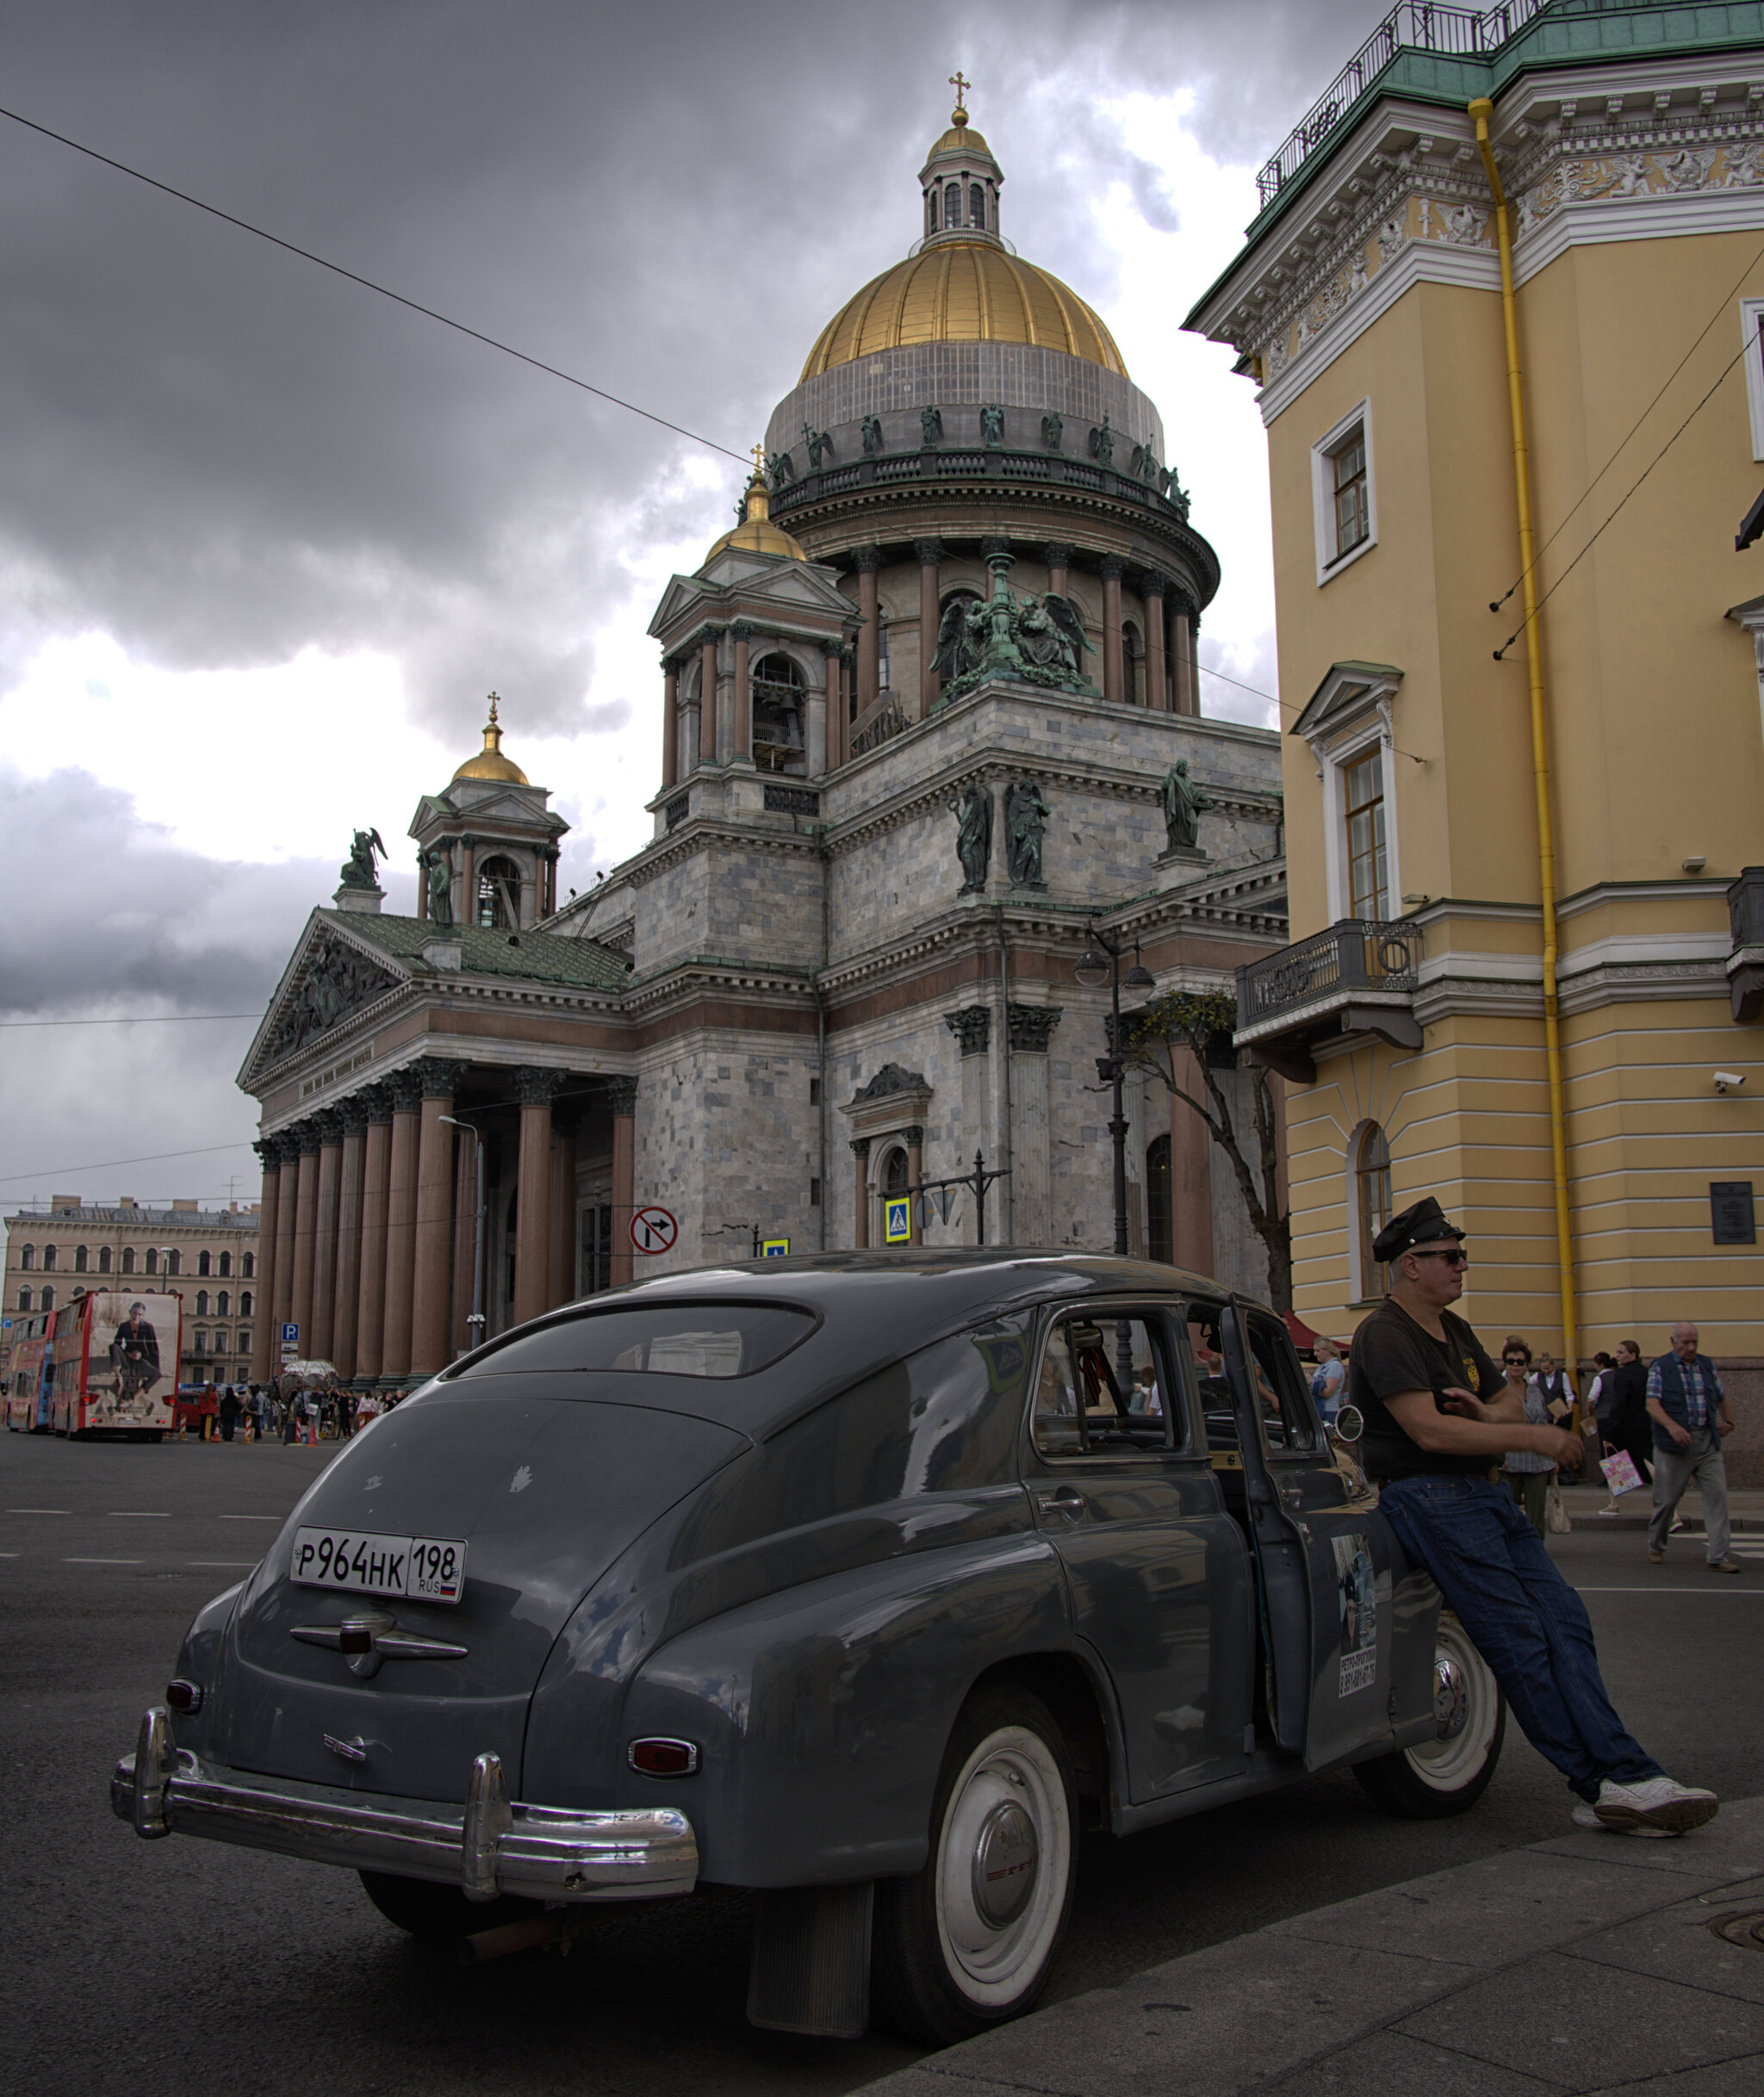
top-left (1559, 1483), bottom-right (1764, 1532)
top-left (859, 1799), bottom-right (1764, 2097)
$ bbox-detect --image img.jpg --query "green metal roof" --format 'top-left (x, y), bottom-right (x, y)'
top-left (1185, 1), bottom-right (1764, 330)
top-left (320, 911), bottom-right (630, 993)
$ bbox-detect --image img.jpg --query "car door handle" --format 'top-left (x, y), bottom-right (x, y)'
top-left (1036, 1486), bottom-right (1085, 1522)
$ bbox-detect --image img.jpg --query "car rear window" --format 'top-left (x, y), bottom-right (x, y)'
top-left (451, 1303), bottom-right (816, 1380)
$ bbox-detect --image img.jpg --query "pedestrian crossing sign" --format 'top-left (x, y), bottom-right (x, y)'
top-left (884, 1198), bottom-right (911, 1244)
top-left (760, 1237), bottom-right (790, 1258)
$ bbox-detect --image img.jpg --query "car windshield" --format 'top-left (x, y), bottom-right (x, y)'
top-left (451, 1302), bottom-right (816, 1380)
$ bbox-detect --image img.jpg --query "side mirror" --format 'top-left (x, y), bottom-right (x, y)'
top-left (1331, 1403), bottom-right (1364, 1445)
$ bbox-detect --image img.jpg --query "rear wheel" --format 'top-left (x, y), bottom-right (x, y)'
top-left (873, 1685), bottom-right (1077, 2046)
top-left (357, 1870), bottom-right (539, 1944)
top-left (1354, 1612), bottom-right (1504, 1819)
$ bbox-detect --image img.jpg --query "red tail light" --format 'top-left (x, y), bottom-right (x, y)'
top-left (165, 1679), bottom-right (203, 1714)
top-left (627, 1737), bottom-right (699, 1777)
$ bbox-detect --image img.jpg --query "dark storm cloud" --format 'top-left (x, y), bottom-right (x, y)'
top-left (0, 0), bottom-right (1387, 741)
top-left (0, 765), bottom-right (349, 1016)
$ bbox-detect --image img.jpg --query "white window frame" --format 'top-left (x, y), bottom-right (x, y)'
top-left (1318, 714), bottom-right (1401, 924)
top-left (1311, 398), bottom-right (1378, 586)
top-left (1742, 299), bottom-right (1764, 460)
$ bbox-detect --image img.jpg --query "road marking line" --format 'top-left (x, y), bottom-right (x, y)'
top-left (1574, 1585), bottom-right (1763, 1595)
top-left (186, 1560), bottom-right (255, 1568)
top-left (64, 1557), bottom-right (143, 1565)
top-left (0, 1551), bottom-right (17, 1558)
top-left (109, 1511), bottom-right (171, 1517)
top-left (6, 1508), bottom-right (70, 1514)
top-left (220, 1514), bottom-right (279, 1522)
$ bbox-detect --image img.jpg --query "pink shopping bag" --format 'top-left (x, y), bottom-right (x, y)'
top-left (1599, 1449), bottom-right (1644, 1497)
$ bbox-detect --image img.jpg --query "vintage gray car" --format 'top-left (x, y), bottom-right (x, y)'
top-left (113, 1252), bottom-right (1502, 2043)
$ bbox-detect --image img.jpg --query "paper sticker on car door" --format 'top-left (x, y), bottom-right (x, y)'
top-left (1332, 1532), bottom-right (1377, 1696)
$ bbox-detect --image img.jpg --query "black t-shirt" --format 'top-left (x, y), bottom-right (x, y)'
top-left (1347, 1298), bottom-right (1506, 1481)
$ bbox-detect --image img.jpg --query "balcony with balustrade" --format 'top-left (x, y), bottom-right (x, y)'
top-left (1234, 918), bottom-right (1423, 1084)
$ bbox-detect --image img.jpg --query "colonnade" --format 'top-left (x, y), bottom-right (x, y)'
top-left (250, 1061), bottom-right (637, 1386)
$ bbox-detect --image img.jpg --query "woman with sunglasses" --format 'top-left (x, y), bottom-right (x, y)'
top-left (1345, 1194), bottom-right (1718, 1838)
top-left (1497, 1337), bottom-right (1554, 1536)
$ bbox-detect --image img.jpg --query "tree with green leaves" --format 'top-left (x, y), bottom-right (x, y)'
top-left (1120, 987), bottom-right (1292, 1312)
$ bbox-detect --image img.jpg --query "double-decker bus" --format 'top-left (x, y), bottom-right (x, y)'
top-left (49, 1289), bottom-right (183, 1442)
top-left (3, 1310), bottom-right (56, 1431)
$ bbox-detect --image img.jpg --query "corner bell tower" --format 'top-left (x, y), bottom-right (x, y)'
top-left (408, 693), bottom-right (568, 929)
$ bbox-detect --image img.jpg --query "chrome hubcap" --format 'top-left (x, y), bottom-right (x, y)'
top-left (1433, 1654), bottom-right (1469, 1740)
top-left (971, 1798), bottom-right (1039, 1927)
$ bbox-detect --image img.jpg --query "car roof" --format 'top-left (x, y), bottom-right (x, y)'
top-left (449, 1251), bottom-right (1259, 1442)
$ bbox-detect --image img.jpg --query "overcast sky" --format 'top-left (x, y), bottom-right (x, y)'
top-left (0, 0), bottom-right (1391, 1226)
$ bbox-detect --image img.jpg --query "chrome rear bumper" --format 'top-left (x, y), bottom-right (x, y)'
top-left (111, 1705), bottom-right (698, 1904)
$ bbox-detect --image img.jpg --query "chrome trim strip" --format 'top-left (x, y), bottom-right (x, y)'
top-left (111, 1717), bottom-right (698, 1904)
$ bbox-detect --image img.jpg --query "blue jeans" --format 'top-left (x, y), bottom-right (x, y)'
top-left (1379, 1476), bottom-right (1662, 1802)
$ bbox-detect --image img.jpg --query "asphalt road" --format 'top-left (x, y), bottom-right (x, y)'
top-left (3, 1429), bottom-right (1760, 2097)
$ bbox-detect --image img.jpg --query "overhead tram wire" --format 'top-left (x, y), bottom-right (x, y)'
top-left (1488, 229), bottom-right (1764, 617)
top-left (1195, 660), bottom-right (1425, 764)
top-left (0, 103), bottom-right (751, 468)
top-left (0, 1140), bottom-right (258, 1188)
top-left (0, 1013), bottom-right (262, 1028)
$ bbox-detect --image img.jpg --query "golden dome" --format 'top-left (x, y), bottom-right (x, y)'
top-left (705, 469), bottom-right (809, 565)
top-left (452, 693), bottom-right (530, 785)
top-left (927, 122), bottom-right (993, 158)
top-left (800, 239), bottom-right (1128, 380)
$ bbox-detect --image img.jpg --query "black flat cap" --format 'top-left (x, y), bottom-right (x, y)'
top-left (1373, 1196), bottom-right (1466, 1264)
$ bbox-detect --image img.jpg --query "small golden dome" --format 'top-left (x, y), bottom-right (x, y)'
top-left (705, 469), bottom-right (809, 565)
top-left (927, 121), bottom-right (993, 158)
top-left (452, 692), bottom-right (530, 785)
top-left (800, 239), bottom-right (1127, 381)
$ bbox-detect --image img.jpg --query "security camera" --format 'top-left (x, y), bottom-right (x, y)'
top-left (1715, 1072), bottom-right (1747, 1093)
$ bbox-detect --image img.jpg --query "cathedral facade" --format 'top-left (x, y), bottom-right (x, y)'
top-left (240, 99), bottom-right (1289, 1385)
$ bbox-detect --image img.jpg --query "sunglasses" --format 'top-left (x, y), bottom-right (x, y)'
top-left (1409, 1248), bottom-right (1470, 1268)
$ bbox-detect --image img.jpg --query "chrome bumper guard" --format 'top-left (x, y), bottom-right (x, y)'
top-left (111, 1705), bottom-right (698, 1904)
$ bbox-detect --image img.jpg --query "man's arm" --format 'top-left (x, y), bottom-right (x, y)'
top-left (1386, 1389), bottom-right (1583, 1465)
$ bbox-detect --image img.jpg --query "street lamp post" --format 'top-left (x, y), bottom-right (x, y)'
top-left (439, 1116), bottom-right (487, 1354)
top-left (1072, 921), bottom-right (1156, 1257)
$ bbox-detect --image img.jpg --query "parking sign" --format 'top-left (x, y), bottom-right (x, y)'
top-left (281, 1323), bottom-right (299, 1346)
top-left (883, 1198), bottom-right (912, 1245)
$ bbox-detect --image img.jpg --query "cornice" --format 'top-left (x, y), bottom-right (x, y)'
top-left (623, 818), bottom-right (823, 889)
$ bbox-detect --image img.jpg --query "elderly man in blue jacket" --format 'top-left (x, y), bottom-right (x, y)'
top-left (1646, 1323), bottom-right (1741, 1573)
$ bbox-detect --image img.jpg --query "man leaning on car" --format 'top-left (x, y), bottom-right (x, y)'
top-left (1346, 1197), bottom-right (1719, 1838)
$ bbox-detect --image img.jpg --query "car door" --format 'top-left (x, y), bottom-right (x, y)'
top-left (1025, 1301), bottom-right (1252, 1803)
top-left (1219, 1298), bottom-right (1400, 1771)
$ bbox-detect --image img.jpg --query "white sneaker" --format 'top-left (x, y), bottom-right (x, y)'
top-left (1570, 1802), bottom-right (1608, 1831)
top-left (1593, 1776), bottom-right (1719, 1835)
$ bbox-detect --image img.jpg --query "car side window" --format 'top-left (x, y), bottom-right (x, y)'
top-left (1031, 1312), bottom-right (1177, 1458)
top-left (1244, 1312), bottom-right (1317, 1453)
top-left (1182, 1301), bottom-right (1237, 1450)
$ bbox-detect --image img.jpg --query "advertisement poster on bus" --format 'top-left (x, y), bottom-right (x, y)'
top-left (83, 1292), bottom-right (180, 1429)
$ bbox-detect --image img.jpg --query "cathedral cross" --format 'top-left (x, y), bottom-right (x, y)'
top-left (949, 71), bottom-right (972, 115)
top-left (751, 442), bottom-right (766, 478)
top-left (487, 690), bottom-right (500, 726)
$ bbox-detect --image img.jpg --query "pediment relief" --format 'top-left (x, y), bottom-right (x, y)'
top-left (258, 925), bottom-right (403, 1074)
top-left (1289, 660), bottom-right (1402, 752)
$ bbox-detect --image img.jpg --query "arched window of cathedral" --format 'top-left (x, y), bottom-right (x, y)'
top-left (17, 1287), bottom-right (30, 1313)
top-left (219, 1250), bottom-right (232, 1278)
top-left (42, 1245), bottom-right (57, 1272)
top-left (1145, 1133), bottom-right (1172, 1265)
top-left (19, 1244), bottom-right (34, 1271)
top-left (476, 856), bottom-right (523, 929)
top-left (970, 183), bottom-right (985, 231)
top-left (1122, 620), bottom-right (1142, 704)
top-left (928, 188), bottom-right (938, 233)
top-left (74, 1245), bottom-right (89, 1273)
top-left (121, 1246), bottom-right (135, 1275)
top-left (751, 653), bottom-right (807, 773)
top-left (98, 1246), bottom-right (112, 1275)
top-left (196, 1290), bottom-right (210, 1316)
top-left (198, 1249), bottom-right (211, 1277)
top-left (946, 181), bottom-right (961, 227)
top-left (878, 617), bottom-right (892, 693)
top-left (884, 1146), bottom-right (909, 1195)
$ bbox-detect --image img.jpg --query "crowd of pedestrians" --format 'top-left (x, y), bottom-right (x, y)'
top-left (183, 1380), bottom-right (409, 1444)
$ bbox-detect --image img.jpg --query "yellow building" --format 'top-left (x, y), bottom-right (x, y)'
top-left (1187, 0), bottom-right (1764, 1474)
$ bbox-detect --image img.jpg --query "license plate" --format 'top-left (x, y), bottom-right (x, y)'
top-left (290, 1527), bottom-right (467, 1604)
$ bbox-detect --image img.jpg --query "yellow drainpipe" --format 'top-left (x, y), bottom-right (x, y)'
top-left (1469, 96), bottom-right (1580, 1401)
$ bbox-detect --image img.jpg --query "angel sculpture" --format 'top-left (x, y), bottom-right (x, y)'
top-left (930, 595), bottom-right (988, 687)
top-left (339, 826), bottom-right (387, 890)
top-left (1016, 594), bottom-right (1091, 679)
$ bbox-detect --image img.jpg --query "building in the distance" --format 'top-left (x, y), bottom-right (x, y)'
top-left (2, 1198), bottom-right (261, 1387)
top-left (1186, 0), bottom-right (1764, 1473)
top-left (238, 93), bottom-right (1291, 1385)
